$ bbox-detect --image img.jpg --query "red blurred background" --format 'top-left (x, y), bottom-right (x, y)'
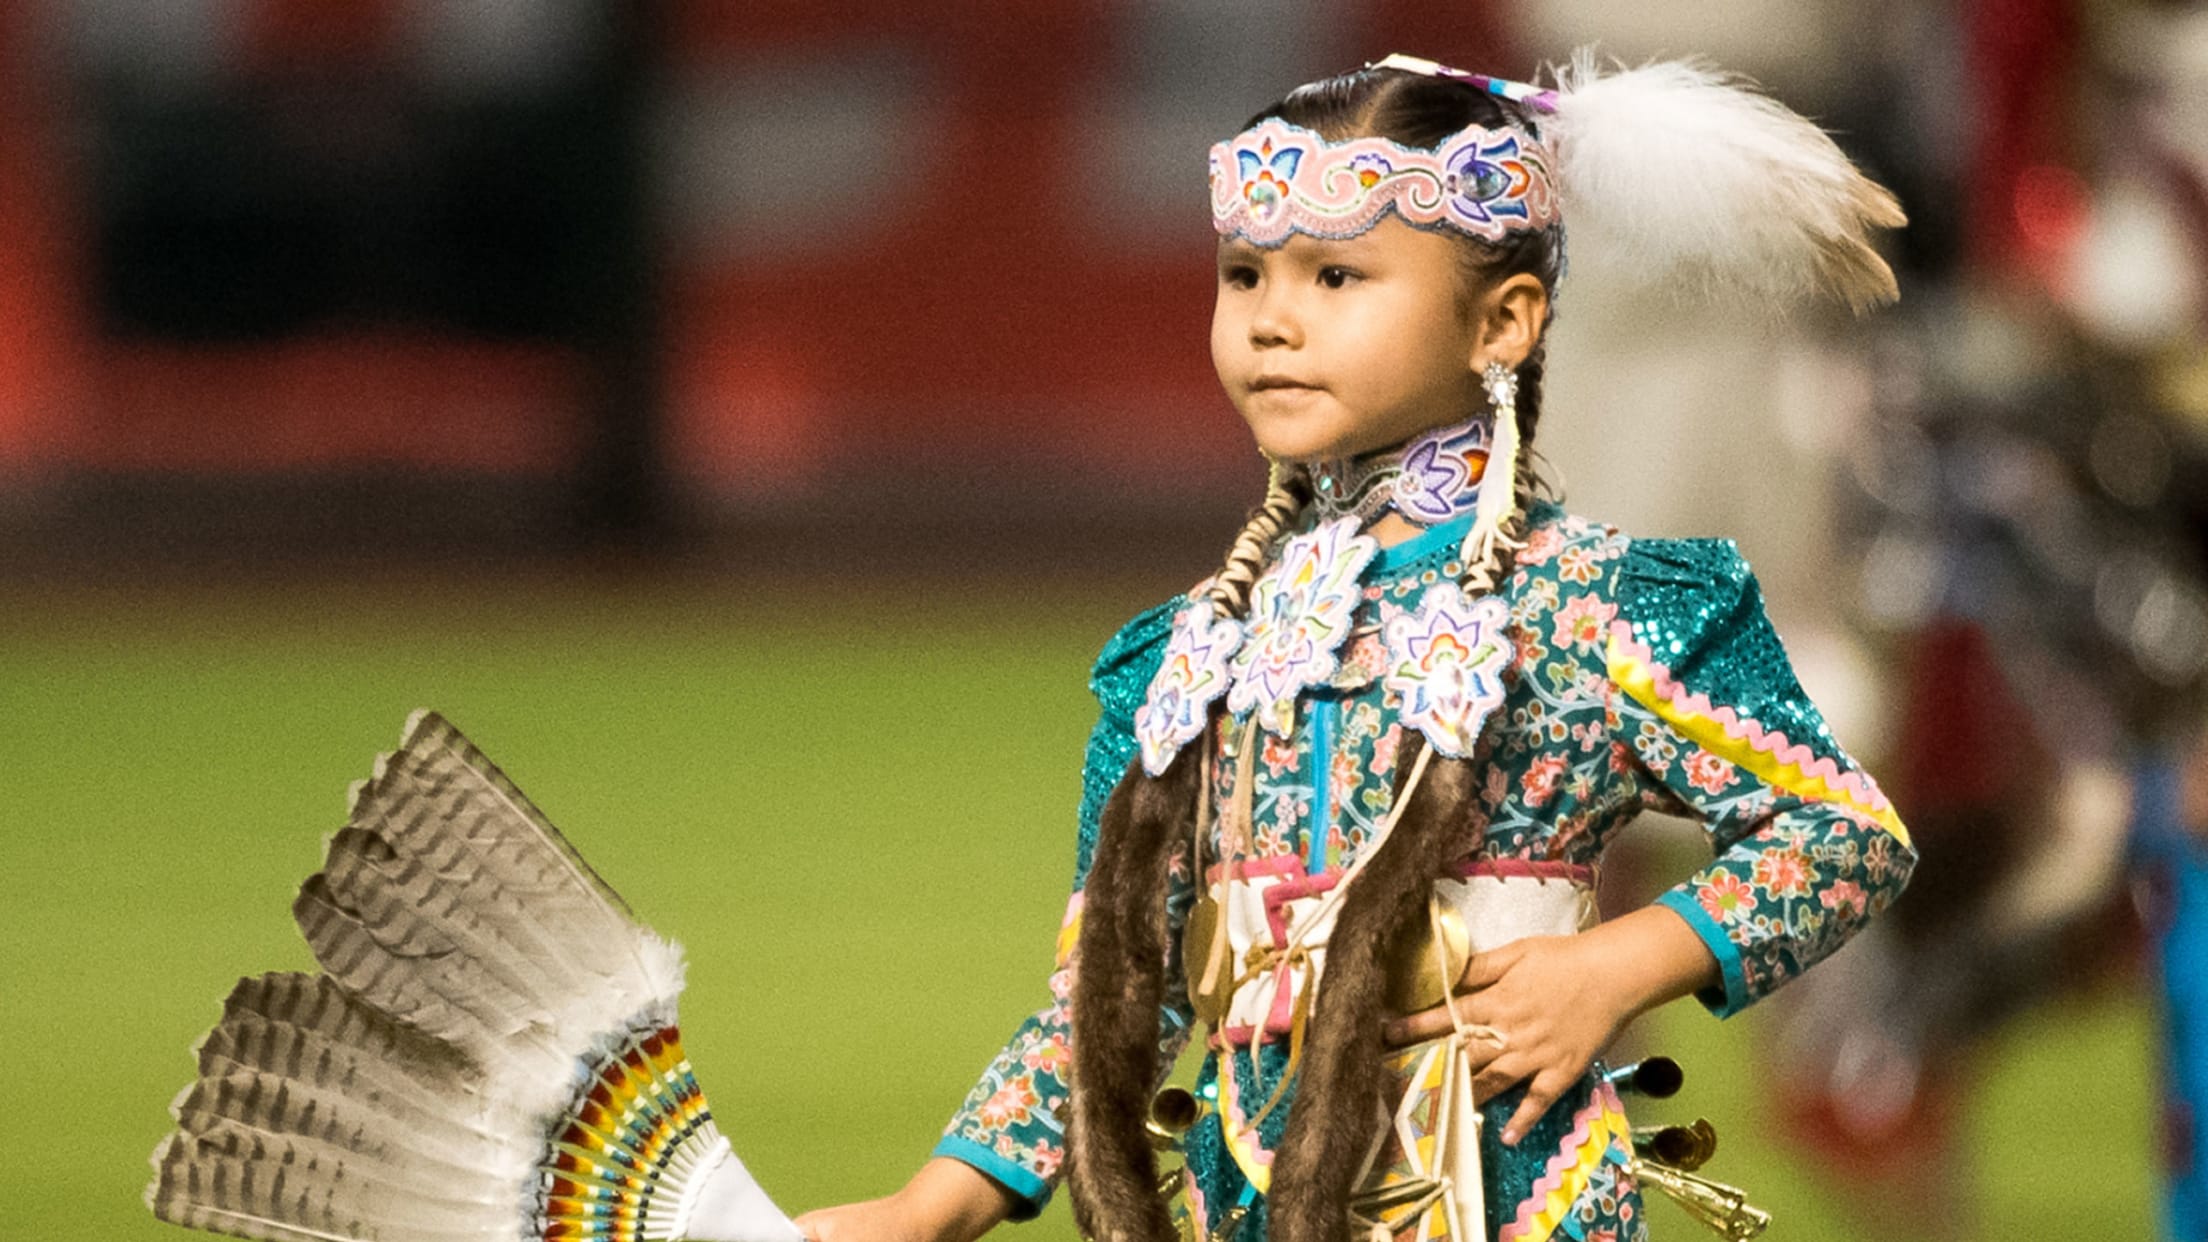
top-left (0, 1), bottom-right (1530, 565)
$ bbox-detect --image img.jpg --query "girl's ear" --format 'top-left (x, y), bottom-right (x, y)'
top-left (1468, 273), bottom-right (1550, 371)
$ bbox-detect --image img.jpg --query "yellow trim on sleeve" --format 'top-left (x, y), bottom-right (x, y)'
top-left (1054, 906), bottom-right (1083, 971)
top-left (1608, 633), bottom-right (1912, 850)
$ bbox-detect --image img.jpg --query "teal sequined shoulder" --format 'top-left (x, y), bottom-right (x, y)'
top-left (1088, 597), bottom-right (1181, 702)
top-left (1615, 538), bottom-right (1754, 658)
top-left (1072, 597), bottom-right (1181, 888)
top-left (1616, 537), bottom-right (1848, 772)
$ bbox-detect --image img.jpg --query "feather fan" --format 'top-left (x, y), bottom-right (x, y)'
top-left (1547, 53), bottom-right (1907, 312)
top-left (149, 710), bottom-right (802, 1242)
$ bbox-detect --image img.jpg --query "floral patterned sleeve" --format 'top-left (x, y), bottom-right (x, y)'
top-left (932, 599), bottom-right (1199, 1216)
top-left (1603, 539), bottom-right (1916, 1018)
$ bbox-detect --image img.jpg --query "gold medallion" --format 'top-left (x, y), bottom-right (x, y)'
top-left (1381, 897), bottom-right (1471, 1015)
top-left (1183, 891), bottom-right (1231, 1026)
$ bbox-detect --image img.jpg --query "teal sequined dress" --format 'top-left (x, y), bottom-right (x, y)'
top-left (933, 502), bottom-right (1916, 1241)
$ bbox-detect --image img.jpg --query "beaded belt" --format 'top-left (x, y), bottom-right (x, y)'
top-left (1195, 858), bottom-right (1598, 1047)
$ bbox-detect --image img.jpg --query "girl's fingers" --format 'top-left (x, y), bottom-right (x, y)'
top-left (1499, 1069), bottom-right (1571, 1146)
top-left (1383, 996), bottom-right (1512, 1049)
top-left (1455, 1030), bottom-right (1506, 1074)
top-left (1470, 1055), bottom-right (1530, 1104)
top-left (1383, 1005), bottom-right (1453, 1047)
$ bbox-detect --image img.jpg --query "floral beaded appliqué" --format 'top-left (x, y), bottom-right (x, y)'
top-left (1135, 600), bottom-right (1243, 776)
top-left (1391, 418), bottom-right (1490, 525)
top-left (1384, 582), bottom-right (1512, 757)
top-left (1228, 517), bottom-right (1378, 737)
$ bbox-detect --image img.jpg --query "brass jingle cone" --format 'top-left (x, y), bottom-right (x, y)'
top-left (1147, 1086), bottom-right (1212, 1149)
top-left (1631, 1117), bottom-right (1718, 1171)
top-left (1629, 1159), bottom-right (1772, 1241)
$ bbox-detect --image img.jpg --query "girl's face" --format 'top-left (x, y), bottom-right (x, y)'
top-left (1211, 216), bottom-right (1487, 464)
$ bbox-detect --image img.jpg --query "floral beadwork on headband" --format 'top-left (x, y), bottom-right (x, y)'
top-left (1209, 117), bottom-right (1559, 248)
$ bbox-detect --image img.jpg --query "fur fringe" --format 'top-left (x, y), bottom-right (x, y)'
top-left (1549, 52), bottom-right (1907, 313)
top-left (1267, 743), bottom-right (1472, 1242)
top-left (1068, 744), bottom-right (1203, 1242)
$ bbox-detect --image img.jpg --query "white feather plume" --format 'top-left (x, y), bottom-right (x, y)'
top-left (1547, 52), bottom-right (1906, 312)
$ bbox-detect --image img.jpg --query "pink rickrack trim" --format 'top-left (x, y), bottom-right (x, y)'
top-left (1203, 849), bottom-right (1593, 887)
top-left (1450, 857), bottom-right (1596, 885)
top-left (1499, 1080), bottom-right (1626, 1242)
top-left (1209, 117), bottom-right (1559, 248)
top-left (1605, 619), bottom-right (1898, 818)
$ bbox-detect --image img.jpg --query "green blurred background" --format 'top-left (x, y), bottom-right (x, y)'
top-left (2, 578), bottom-right (2156, 1241)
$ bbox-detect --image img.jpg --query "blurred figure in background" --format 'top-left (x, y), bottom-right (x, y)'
top-left (2138, 732), bottom-right (2208, 1239)
top-left (1755, 3), bottom-right (2208, 1238)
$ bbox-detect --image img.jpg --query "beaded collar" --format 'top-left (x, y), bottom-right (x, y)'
top-left (1308, 412), bottom-right (1491, 527)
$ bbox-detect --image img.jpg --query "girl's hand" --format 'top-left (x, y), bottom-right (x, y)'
top-left (794, 1158), bottom-right (1018, 1242)
top-left (1379, 905), bottom-right (1720, 1146)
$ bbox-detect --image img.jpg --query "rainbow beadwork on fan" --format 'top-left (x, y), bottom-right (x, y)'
top-left (1352, 1035), bottom-right (1480, 1242)
top-left (1210, 117), bottom-right (1558, 247)
top-left (534, 1025), bottom-right (727, 1240)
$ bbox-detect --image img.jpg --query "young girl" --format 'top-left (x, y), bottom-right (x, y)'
top-left (798, 54), bottom-right (1915, 1242)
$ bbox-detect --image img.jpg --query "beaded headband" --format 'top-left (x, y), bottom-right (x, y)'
top-left (1208, 54), bottom-right (1560, 248)
top-left (1207, 50), bottom-right (1905, 302)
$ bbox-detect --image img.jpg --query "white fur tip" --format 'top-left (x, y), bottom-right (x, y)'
top-left (1549, 51), bottom-right (1904, 313)
top-left (638, 934), bottom-right (690, 1006)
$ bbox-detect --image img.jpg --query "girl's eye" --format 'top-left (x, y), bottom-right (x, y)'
top-left (1219, 265), bottom-right (1259, 290)
top-left (1318, 266), bottom-right (1359, 289)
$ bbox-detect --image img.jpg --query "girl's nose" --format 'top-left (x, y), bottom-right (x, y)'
top-left (1248, 288), bottom-right (1301, 348)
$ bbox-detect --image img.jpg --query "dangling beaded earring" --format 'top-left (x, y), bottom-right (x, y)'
top-left (1463, 361), bottom-right (1522, 576)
